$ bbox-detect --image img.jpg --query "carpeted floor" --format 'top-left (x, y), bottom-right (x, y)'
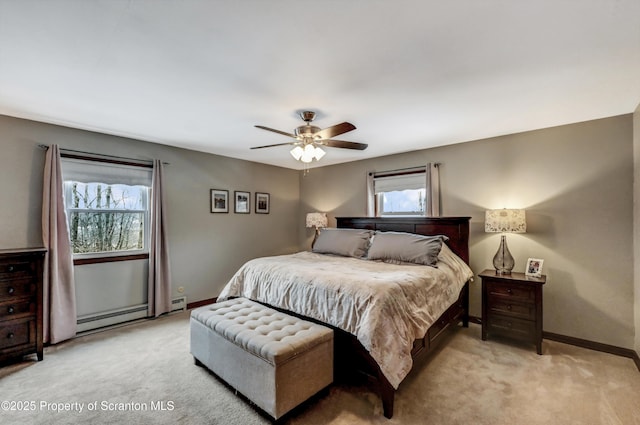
top-left (1, 311), bottom-right (639, 425)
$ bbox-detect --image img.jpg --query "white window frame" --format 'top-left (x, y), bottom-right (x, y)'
top-left (61, 156), bottom-right (153, 261)
top-left (369, 167), bottom-right (427, 217)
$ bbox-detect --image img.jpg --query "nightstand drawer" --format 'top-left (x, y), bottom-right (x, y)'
top-left (486, 281), bottom-right (535, 303)
top-left (486, 315), bottom-right (535, 341)
top-left (0, 318), bottom-right (34, 350)
top-left (487, 299), bottom-right (536, 320)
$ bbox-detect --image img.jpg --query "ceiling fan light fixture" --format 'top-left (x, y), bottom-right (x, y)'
top-left (253, 111), bottom-right (367, 170)
top-left (301, 144), bottom-right (316, 163)
top-left (290, 146), bottom-right (304, 160)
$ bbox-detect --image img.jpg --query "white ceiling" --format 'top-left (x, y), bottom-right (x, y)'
top-left (1, 1), bottom-right (639, 170)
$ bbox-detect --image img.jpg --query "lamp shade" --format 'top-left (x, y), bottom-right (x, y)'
top-left (306, 212), bottom-right (328, 229)
top-left (485, 209), bottom-right (526, 233)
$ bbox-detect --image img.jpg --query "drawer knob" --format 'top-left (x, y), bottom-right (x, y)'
top-left (8, 287), bottom-right (15, 294)
top-left (7, 306), bottom-right (14, 314)
top-left (506, 289), bottom-right (512, 294)
top-left (7, 332), bottom-right (14, 339)
top-left (507, 305), bottom-right (512, 310)
top-left (8, 265), bottom-right (14, 272)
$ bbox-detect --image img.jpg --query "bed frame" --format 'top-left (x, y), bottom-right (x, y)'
top-left (334, 216), bottom-right (471, 418)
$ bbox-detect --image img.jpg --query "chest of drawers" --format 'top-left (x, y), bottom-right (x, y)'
top-left (0, 248), bottom-right (46, 363)
top-left (479, 269), bottom-right (546, 354)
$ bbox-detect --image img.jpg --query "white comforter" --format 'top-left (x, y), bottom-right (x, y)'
top-left (218, 244), bottom-right (473, 389)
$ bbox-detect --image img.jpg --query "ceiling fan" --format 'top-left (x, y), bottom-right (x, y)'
top-left (251, 111), bottom-right (368, 163)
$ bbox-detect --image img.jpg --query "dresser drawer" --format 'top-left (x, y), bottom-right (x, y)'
top-left (0, 298), bottom-right (35, 320)
top-left (0, 259), bottom-right (36, 280)
top-left (0, 249), bottom-right (45, 363)
top-left (486, 281), bottom-right (535, 303)
top-left (0, 279), bottom-right (36, 302)
top-left (486, 314), bottom-right (535, 341)
top-left (0, 318), bottom-right (34, 350)
top-left (486, 298), bottom-right (536, 320)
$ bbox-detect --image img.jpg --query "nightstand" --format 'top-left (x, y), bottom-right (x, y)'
top-left (479, 269), bottom-right (546, 354)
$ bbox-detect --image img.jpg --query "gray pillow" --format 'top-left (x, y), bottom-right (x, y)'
top-left (367, 231), bottom-right (448, 266)
top-left (312, 228), bottom-right (373, 258)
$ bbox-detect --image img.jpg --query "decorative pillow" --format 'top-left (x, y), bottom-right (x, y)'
top-left (312, 228), bottom-right (373, 258)
top-left (367, 231), bottom-right (448, 266)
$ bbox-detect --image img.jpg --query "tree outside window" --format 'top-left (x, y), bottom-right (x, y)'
top-left (64, 182), bottom-right (149, 255)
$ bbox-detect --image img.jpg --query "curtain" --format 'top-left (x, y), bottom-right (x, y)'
top-left (366, 172), bottom-right (375, 217)
top-left (42, 144), bottom-right (77, 344)
top-left (148, 160), bottom-right (172, 317)
top-left (425, 162), bottom-right (441, 217)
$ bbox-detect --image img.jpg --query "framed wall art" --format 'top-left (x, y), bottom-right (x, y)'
top-left (234, 191), bottom-right (250, 214)
top-left (255, 192), bottom-right (270, 214)
top-left (210, 189), bottom-right (229, 213)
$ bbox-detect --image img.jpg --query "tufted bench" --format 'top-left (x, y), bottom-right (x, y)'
top-left (190, 297), bottom-right (333, 419)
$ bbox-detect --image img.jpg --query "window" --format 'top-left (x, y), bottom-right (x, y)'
top-left (62, 157), bottom-right (153, 259)
top-left (368, 164), bottom-right (442, 217)
top-left (64, 182), bottom-right (149, 254)
top-left (371, 170), bottom-right (427, 216)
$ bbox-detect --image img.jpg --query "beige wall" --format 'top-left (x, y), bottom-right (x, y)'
top-left (1, 113), bottom-right (636, 350)
top-left (634, 103), bottom-right (640, 355)
top-left (0, 115), bottom-right (300, 306)
top-left (300, 115), bottom-right (634, 349)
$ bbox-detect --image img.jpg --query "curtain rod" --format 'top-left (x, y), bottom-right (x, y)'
top-left (37, 144), bottom-right (169, 165)
top-left (368, 163), bottom-right (440, 177)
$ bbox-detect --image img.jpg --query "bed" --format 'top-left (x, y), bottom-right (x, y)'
top-left (217, 216), bottom-right (472, 418)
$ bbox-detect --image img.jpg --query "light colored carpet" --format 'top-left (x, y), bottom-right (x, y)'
top-left (0, 311), bottom-right (638, 425)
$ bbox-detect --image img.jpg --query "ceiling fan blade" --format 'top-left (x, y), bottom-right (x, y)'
top-left (254, 125), bottom-right (297, 139)
top-left (313, 122), bottom-right (356, 140)
top-left (320, 139), bottom-right (368, 150)
top-left (250, 142), bottom-right (298, 149)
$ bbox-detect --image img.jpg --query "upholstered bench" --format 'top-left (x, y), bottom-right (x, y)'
top-left (190, 297), bottom-right (334, 419)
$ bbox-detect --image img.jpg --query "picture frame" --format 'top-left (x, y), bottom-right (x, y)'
top-left (255, 192), bottom-right (270, 214)
top-left (525, 258), bottom-right (544, 277)
top-left (210, 189), bottom-right (229, 213)
top-left (234, 191), bottom-right (250, 214)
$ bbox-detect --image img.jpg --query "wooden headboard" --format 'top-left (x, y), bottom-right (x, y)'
top-left (336, 216), bottom-right (471, 264)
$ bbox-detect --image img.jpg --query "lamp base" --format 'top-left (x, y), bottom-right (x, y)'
top-left (311, 228), bottom-right (320, 249)
top-left (493, 234), bottom-right (515, 275)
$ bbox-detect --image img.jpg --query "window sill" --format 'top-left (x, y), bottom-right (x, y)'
top-left (73, 253), bottom-right (149, 266)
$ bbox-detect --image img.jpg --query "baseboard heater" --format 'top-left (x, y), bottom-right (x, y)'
top-left (76, 296), bottom-right (187, 333)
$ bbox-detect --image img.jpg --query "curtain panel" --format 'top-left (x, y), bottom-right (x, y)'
top-left (148, 160), bottom-right (172, 317)
top-left (42, 144), bottom-right (77, 344)
top-left (425, 162), bottom-right (441, 217)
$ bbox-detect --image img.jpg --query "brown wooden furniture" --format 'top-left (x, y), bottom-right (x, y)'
top-left (335, 216), bottom-right (471, 418)
top-left (479, 269), bottom-right (546, 354)
top-left (0, 248), bottom-right (46, 363)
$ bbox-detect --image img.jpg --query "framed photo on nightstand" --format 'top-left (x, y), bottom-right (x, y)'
top-left (526, 258), bottom-right (544, 277)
